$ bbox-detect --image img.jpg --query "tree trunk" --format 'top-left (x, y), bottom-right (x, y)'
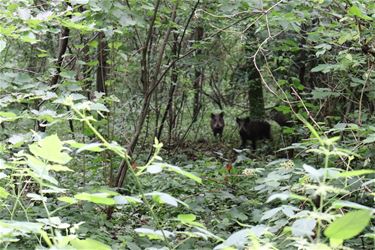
top-left (96, 31), bottom-right (108, 95)
top-left (192, 25), bottom-right (204, 122)
top-left (37, 25), bottom-right (70, 132)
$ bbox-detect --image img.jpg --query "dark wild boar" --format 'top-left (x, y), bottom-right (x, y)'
top-left (270, 110), bottom-right (292, 127)
top-left (236, 117), bottom-right (271, 149)
top-left (211, 112), bottom-right (225, 138)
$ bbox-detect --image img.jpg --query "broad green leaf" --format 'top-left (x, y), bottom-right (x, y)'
top-left (58, 196), bottom-right (77, 204)
top-left (311, 88), bottom-right (340, 99)
top-left (214, 229), bottom-right (252, 250)
top-left (324, 210), bottom-right (372, 246)
top-left (0, 111), bottom-right (17, 118)
top-left (65, 141), bottom-right (103, 152)
top-left (20, 32), bottom-right (38, 44)
top-left (291, 218), bottom-right (316, 237)
top-left (0, 187), bottom-right (9, 199)
top-left (60, 70), bottom-right (76, 80)
top-left (89, 103), bottom-right (109, 112)
top-left (337, 169), bottom-right (375, 178)
top-left (311, 64), bottom-right (333, 73)
top-left (261, 207), bottom-right (282, 221)
top-left (70, 238), bottom-right (111, 250)
top-left (332, 201), bottom-right (374, 211)
top-left (17, 8), bottom-right (31, 20)
top-left (0, 40), bottom-right (6, 53)
top-left (145, 191), bottom-right (188, 207)
top-left (8, 133), bottom-right (28, 146)
top-left (26, 154), bottom-right (58, 185)
top-left (363, 133), bottom-right (375, 144)
top-left (75, 192), bottom-right (115, 205)
top-left (308, 244), bottom-right (331, 250)
top-left (61, 20), bottom-right (96, 32)
top-left (36, 217), bottom-right (69, 228)
top-left (0, 221), bottom-right (43, 233)
top-left (76, 143), bottom-right (105, 153)
top-left (281, 205), bottom-right (299, 217)
top-left (178, 214), bottom-right (196, 223)
top-left (71, 0), bottom-right (89, 5)
top-left (165, 164), bottom-right (202, 183)
top-left (348, 6), bottom-right (372, 21)
top-left (114, 195), bottom-right (143, 205)
top-left (27, 193), bottom-right (47, 202)
top-left (303, 164), bottom-right (321, 181)
top-left (29, 135), bottom-right (72, 164)
top-left (266, 192), bottom-right (290, 202)
top-left (177, 214), bottom-right (204, 228)
top-left (146, 163), bottom-right (163, 174)
top-left (134, 228), bottom-right (174, 240)
top-left (50, 165), bottom-right (73, 172)
top-left (194, 227), bottom-right (223, 241)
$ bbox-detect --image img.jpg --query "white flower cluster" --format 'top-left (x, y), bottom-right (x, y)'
top-left (242, 168), bottom-right (255, 176)
top-left (280, 160), bottom-right (295, 170)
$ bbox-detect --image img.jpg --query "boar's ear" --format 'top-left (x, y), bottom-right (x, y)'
top-left (245, 117), bottom-right (250, 122)
top-left (236, 117), bottom-right (240, 123)
top-left (219, 111), bottom-right (224, 117)
top-left (211, 113), bottom-right (215, 118)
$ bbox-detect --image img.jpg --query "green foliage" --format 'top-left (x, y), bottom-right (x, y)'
top-left (324, 209), bottom-right (372, 247)
top-left (0, 0), bottom-right (374, 249)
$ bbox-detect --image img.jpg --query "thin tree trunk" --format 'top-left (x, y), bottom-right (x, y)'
top-left (192, 25), bottom-right (204, 122)
top-left (37, 24), bottom-right (70, 132)
top-left (114, 0), bottom-right (178, 189)
top-left (96, 31), bottom-right (108, 95)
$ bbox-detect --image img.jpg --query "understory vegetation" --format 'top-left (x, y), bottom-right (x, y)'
top-left (0, 0), bottom-right (374, 249)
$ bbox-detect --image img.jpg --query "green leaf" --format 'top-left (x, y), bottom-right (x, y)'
top-left (114, 195), bottom-right (143, 205)
top-left (60, 70), bottom-right (76, 80)
top-left (70, 238), bottom-right (111, 250)
top-left (61, 20), bottom-right (96, 32)
top-left (50, 164), bottom-right (73, 172)
top-left (0, 187), bottom-right (10, 199)
top-left (178, 214), bottom-right (204, 228)
top-left (363, 133), bottom-right (375, 144)
top-left (178, 214), bottom-right (196, 223)
top-left (20, 32), bottom-right (38, 44)
top-left (337, 169), bottom-right (375, 178)
top-left (0, 40), bottom-right (6, 53)
top-left (311, 64), bottom-right (338, 73)
top-left (348, 6), bottom-right (372, 21)
top-left (311, 88), bottom-right (340, 99)
top-left (65, 141), bottom-right (104, 152)
top-left (0, 111), bottom-right (17, 118)
top-left (58, 196), bottom-right (77, 204)
top-left (134, 228), bottom-right (174, 240)
top-left (0, 221), bottom-right (43, 233)
top-left (145, 191), bottom-right (188, 207)
top-left (332, 201), bottom-right (374, 211)
top-left (29, 135), bottom-right (72, 164)
top-left (214, 229), bottom-right (253, 249)
top-left (75, 192), bottom-right (115, 205)
top-left (291, 218), bottom-right (316, 237)
top-left (71, 0), bottom-right (89, 4)
top-left (89, 103), bottom-right (109, 112)
top-left (0, 111), bottom-right (18, 123)
top-left (77, 143), bottom-right (105, 153)
top-left (26, 154), bottom-right (58, 185)
top-left (324, 210), bottom-right (372, 246)
top-left (165, 164), bottom-right (202, 183)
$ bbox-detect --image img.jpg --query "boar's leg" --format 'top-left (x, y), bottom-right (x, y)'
top-left (251, 140), bottom-right (257, 150)
top-left (240, 137), bottom-right (246, 148)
